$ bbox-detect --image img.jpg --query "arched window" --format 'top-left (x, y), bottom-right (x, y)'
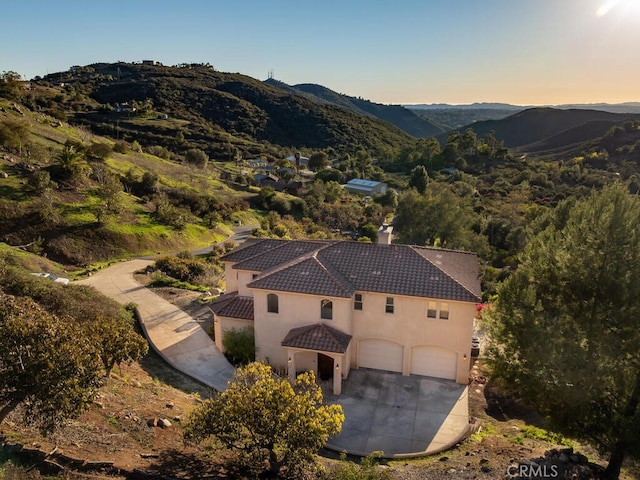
top-left (321, 299), bottom-right (333, 320)
top-left (267, 293), bottom-right (279, 313)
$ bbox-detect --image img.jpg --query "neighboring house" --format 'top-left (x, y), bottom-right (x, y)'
top-left (211, 235), bottom-right (481, 395)
top-left (344, 178), bottom-right (387, 196)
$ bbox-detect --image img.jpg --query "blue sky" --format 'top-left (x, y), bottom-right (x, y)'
top-left (2, 0), bottom-right (638, 105)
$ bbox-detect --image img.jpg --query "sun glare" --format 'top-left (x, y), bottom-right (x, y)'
top-left (597, 0), bottom-right (640, 16)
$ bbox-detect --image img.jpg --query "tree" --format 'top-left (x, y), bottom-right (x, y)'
top-left (408, 165), bottom-right (429, 194)
top-left (485, 184), bottom-right (640, 480)
top-left (87, 141), bottom-right (113, 160)
top-left (184, 148), bottom-right (208, 169)
top-left (359, 223), bottom-right (379, 242)
top-left (354, 149), bottom-right (373, 179)
top-left (92, 165), bottom-right (124, 223)
top-left (0, 71), bottom-right (22, 100)
top-left (0, 292), bottom-right (103, 433)
top-left (89, 314), bottom-right (149, 377)
top-left (394, 184), bottom-right (483, 251)
top-left (55, 144), bottom-right (90, 188)
top-left (308, 151), bottom-right (330, 171)
top-left (0, 119), bottom-right (29, 155)
top-left (184, 362), bottom-right (344, 477)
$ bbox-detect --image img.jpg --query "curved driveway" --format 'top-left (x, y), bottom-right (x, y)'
top-left (78, 259), bottom-right (234, 391)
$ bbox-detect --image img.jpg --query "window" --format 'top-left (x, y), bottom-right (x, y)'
top-left (427, 301), bottom-right (437, 318)
top-left (354, 293), bottom-right (363, 310)
top-left (267, 293), bottom-right (279, 313)
top-left (385, 297), bottom-right (394, 314)
top-left (321, 299), bottom-right (333, 320)
top-left (252, 274), bottom-right (258, 280)
top-left (428, 301), bottom-right (449, 320)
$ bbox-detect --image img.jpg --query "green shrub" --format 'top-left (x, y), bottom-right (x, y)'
top-left (222, 327), bottom-right (255, 365)
top-left (330, 451), bottom-right (390, 480)
top-left (154, 254), bottom-right (208, 283)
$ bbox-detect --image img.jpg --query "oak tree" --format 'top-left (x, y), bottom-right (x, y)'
top-left (0, 292), bottom-right (103, 433)
top-left (184, 362), bottom-right (344, 477)
top-left (485, 184), bottom-right (640, 480)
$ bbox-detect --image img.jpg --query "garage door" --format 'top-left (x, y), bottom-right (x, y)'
top-left (410, 346), bottom-right (457, 380)
top-left (358, 339), bottom-right (403, 373)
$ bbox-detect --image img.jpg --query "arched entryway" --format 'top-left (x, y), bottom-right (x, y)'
top-left (318, 353), bottom-right (334, 380)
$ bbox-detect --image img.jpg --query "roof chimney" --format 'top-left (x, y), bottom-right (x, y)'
top-left (377, 224), bottom-right (393, 245)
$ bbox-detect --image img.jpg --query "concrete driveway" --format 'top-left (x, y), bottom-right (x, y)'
top-left (77, 259), bottom-right (235, 391)
top-left (324, 369), bottom-right (470, 457)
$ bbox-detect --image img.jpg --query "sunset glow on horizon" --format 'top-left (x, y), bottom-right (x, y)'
top-left (1, 0), bottom-right (638, 106)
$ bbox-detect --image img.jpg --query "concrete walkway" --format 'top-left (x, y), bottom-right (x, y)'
top-left (78, 259), bottom-right (235, 391)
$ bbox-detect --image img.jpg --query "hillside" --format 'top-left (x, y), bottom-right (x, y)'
top-left (451, 107), bottom-right (640, 148)
top-left (264, 79), bottom-right (445, 138)
top-left (0, 97), bottom-right (245, 266)
top-left (35, 63), bottom-right (415, 157)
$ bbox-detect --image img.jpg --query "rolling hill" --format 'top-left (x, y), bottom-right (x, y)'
top-left (264, 79), bottom-right (445, 138)
top-left (36, 63), bottom-right (415, 157)
top-left (451, 107), bottom-right (640, 148)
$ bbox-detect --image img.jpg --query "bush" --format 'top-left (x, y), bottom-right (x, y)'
top-left (222, 327), bottom-right (255, 365)
top-left (113, 140), bottom-right (129, 154)
top-left (154, 254), bottom-right (207, 283)
top-left (329, 451), bottom-right (391, 480)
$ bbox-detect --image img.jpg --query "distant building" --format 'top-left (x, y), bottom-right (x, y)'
top-left (343, 178), bottom-right (387, 196)
top-left (142, 60), bottom-right (162, 66)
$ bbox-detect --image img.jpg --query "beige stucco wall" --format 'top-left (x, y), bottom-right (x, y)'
top-left (226, 263), bottom-right (475, 385)
top-left (224, 263), bottom-right (237, 292)
top-left (351, 292), bottom-right (474, 383)
top-left (214, 315), bottom-right (254, 353)
top-left (252, 289), bottom-right (352, 370)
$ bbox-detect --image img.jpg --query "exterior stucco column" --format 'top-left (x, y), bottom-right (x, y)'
top-left (287, 350), bottom-right (296, 383)
top-left (333, 356), bottom-right (342, 395)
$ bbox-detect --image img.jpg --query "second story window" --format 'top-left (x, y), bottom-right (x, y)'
top-left (427, 301), bottom-right (437, 318)
top-left (267, 293), bottom-right (279, 314)
top-left (439, 302), bottom-right (450, 320)
top-left (385, 297), bottom-right (394, 314)
top-left (321, 299), bottom-right (333, 320)
top-left (354, 293), bottom-right (363, 310)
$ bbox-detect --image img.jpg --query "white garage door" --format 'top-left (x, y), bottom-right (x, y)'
top-left (358, 339), bottom-right (403, 373)
top-left (410, 346), bottom-right (457, 380)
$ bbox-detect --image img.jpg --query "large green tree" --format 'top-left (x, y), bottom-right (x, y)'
top-left (408, 165), bottom-right (429, 194)
top-left (184, 362), bottom-right (344, 478)
top-left (0, 292), bottom-right (103, 433)
top-left (394, 183), bottom-right (485, 252)
top-left (485, 184), bottom-right (640, 480)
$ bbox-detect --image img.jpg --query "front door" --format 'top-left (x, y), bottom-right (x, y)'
top-left (318, 353), bottom-right (334, 380)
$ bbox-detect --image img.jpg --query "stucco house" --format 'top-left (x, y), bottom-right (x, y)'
top-left (211, 237), bottom-right (481, 395)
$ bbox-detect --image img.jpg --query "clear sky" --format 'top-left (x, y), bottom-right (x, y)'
top-left (1, 0), bottom-right (638, 105)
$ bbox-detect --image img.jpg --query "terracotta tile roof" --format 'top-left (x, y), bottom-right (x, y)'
top-left (229, 239), bottom-right (481, 303)
top-left (220, 238), bottom-right (288, 263)
top-left (413, 247), bottom-right (482, 300)
top-left (249, 255), bottom-right (355, 298)
top-left (209, 292), bottom-right (254, 320)
top-left (232, 240), bottom-right (332, 272)
top-left (281, 323), bottom-right (352, 353)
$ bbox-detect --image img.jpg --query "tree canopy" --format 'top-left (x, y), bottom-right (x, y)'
top-left (485, 184), bottom-right (640, 480)
top-left (184, 362), bottom-right (344, 477)
top-left (0, 291), bottom-right (103, 433)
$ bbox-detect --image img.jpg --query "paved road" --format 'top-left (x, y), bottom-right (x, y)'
top-left (78, 259), bottom-right (235, 391)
